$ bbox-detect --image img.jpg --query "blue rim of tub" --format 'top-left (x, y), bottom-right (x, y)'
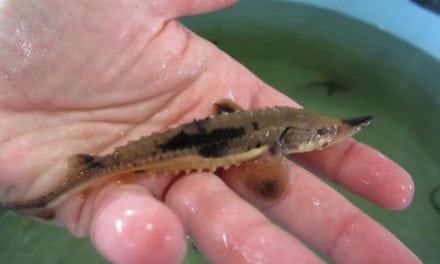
top-left (287, 0), bottom-right (440, 61)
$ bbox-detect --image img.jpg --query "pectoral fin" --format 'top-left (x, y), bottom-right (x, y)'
top-left (237, 151), bottom-right (289, 203)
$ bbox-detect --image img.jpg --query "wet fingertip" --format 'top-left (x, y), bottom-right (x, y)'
top-left (370, 163), bottom-right (415, 210)
top-left (387, 175), bottom-right (415, 210)
top-left (58, 183), bottom-right (146, 238)
top-left (90, 185), bottom-right (186, 264)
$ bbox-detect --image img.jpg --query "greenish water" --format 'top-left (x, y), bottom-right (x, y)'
top-left (1, 2), bottom-right (439, 263)
top-left (182, 2), bottom-right (440, 263)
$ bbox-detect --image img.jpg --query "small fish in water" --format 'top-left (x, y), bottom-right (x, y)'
top-left (306, 79), bottom-right (351, 95)
top-left (6, 99), bottom-right (372, 219)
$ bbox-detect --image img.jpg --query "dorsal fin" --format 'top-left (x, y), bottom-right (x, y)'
top-left (68, 154), bottom-right (97, 169)
top-left (213, 99), bottom-right (244, 115)
top-left (67, 154), bottom-right (109, 183)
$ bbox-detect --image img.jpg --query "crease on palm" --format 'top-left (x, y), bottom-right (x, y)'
top-left (0, 15), bottom-right (216, 206)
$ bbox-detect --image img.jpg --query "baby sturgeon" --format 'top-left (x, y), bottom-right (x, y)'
top-left (9, 100), bottom-right (372, 217)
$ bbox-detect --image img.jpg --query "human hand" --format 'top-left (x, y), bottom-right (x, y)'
top-left (0, 1), bottom-right (420, 263)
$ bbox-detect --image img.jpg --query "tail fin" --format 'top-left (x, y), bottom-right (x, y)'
top-left (3, 153), bottom-right (103, 221)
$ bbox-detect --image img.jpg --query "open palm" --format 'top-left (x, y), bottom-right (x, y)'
top-left (0, 1), bottom-right (419, 263)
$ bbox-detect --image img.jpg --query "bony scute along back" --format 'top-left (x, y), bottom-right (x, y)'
top-left (5, 99), bottom-right (373, 219)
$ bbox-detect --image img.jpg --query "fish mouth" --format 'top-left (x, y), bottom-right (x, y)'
top-left (342, 116), bottom-right (374, 129)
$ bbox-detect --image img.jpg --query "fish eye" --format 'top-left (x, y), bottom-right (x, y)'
top-left (316, 127), bottom-right (330, 136)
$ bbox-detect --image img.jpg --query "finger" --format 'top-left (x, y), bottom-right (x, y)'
top-left (223, 163), bottom-right (421, 264)
top-left (166, 172), bottom-right (323, 264)
top-left (248, 86), bottom-right (414, 209)
top-left (293, 139), bottom-right (414, 209)
top-left (58, 184), bottom-right (186, 264)
top-left (150, 0), bottom-right (237, 19)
